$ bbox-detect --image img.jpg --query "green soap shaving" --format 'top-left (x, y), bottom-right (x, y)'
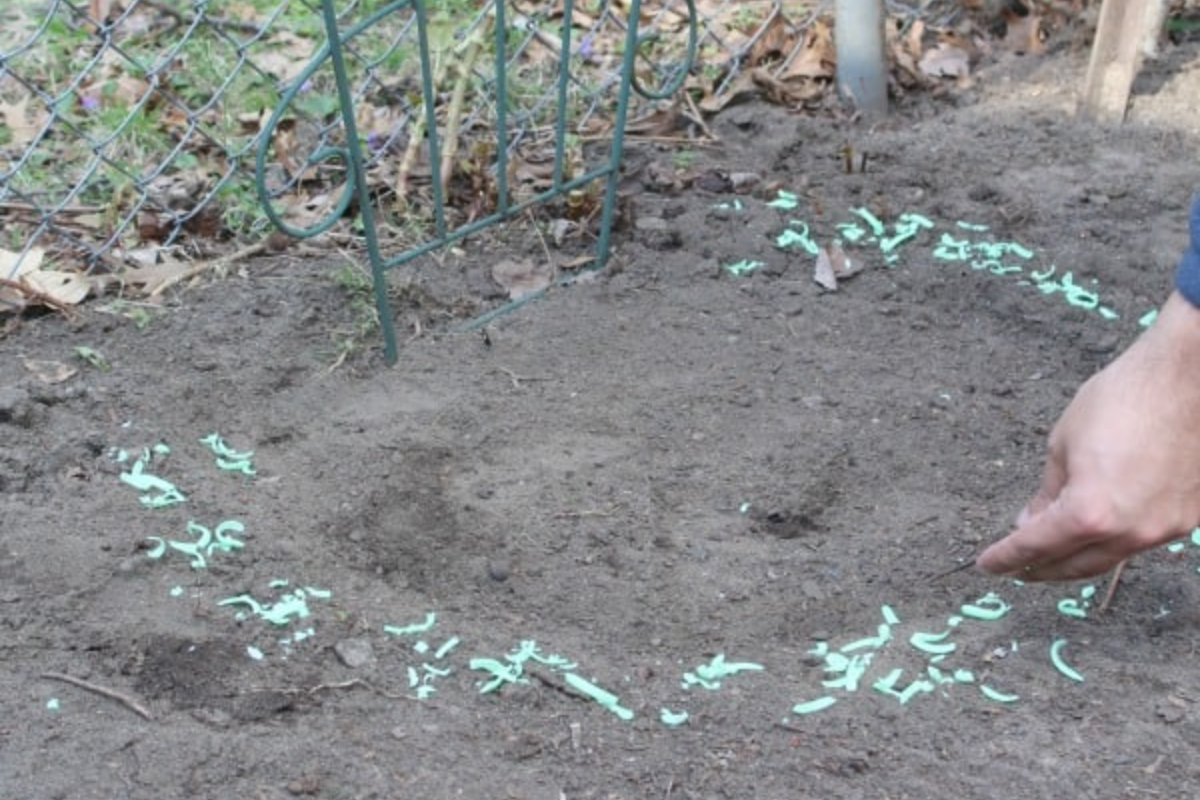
top-left (980, 684), bottom-right (1019, 703)
top-left (792, 695), bottom-right (837, 715)
top-left (961, 592), bottom-right (1011, 620)
top-left (725, 259), bottom-right (765, 276)
top-left (694, 653), bottom-right (764, 683)
top-left (767, 190), bottom-right (800, 209)
top-left (384, 612), bottom-right (437, 636)
top-left (909, 630), bottom-right (956, 656)
top-left (1049, 638), bottom-right (1084, 683)
top-left (822, 653), bottom-right (872, 691)
top-left (1057, 599), bottom-right (1088, 619)
top-left (851, 206), bottom-right (885, 237)
top-left (563, 673), bottom-right (634, 721)
top-left (434, 636), bottom-right (461, 659)
top-left (660, 708), bottom-right (690, 726)
top-left (469, 657), bottom-right (525, 693)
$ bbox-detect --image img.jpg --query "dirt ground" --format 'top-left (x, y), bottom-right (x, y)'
top-left (5, 33), bottom-right (1200, 800)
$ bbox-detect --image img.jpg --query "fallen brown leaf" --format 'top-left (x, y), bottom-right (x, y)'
top-left (21, 358), bottom-right (78, 385)
top-left (491, 258), bottom-right (555, 300)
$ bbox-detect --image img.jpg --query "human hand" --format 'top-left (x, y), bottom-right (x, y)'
top-left (977, 292), bottom-right (1200, 581)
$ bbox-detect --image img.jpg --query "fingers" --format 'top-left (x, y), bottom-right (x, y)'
top-left (1011, 541), bottom-right (1128, 582)
top-left (976, 488), bottom-right (1116, 578)
top-left (1015, 442), bottom-right (1068, 528)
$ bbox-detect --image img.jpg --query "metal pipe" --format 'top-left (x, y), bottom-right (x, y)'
top-left (835, 0), bottom-right (888, 116)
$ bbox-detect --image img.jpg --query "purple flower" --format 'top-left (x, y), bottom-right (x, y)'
top-left (80, 94), bottom-right (99, 112)
top-left (299, 79), bottom-right (313, 93)
top-left (366, 132), bottom-right (383, 153)
top-left (578, 34), bottom-right (593, 59)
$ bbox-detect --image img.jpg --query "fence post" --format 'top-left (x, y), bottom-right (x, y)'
top-left (835, 0), bottom-right (888, 117)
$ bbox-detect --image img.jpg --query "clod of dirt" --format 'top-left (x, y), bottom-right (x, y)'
top-left (0, 385), bottom-right (33, 426)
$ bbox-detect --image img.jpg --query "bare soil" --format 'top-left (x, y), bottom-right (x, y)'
top-left (4, 41), bottom-right (1200, 800)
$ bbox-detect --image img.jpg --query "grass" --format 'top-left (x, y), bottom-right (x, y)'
top-left (326, 261), bottom-right (381, 368)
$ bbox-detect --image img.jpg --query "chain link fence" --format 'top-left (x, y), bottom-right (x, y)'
top-left (2, 0), bottom-right (976, 303)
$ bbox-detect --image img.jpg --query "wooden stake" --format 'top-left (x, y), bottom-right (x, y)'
top-left (1078, 0), bottom-right (1167, 124)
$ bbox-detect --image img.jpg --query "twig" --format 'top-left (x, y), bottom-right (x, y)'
top-left (0, 277), bottom-right (78, 318)
top-left (396, 48), bottom-right (451, 211)
top-left (41, 671), bottom-right (154, 720)
top-left (526, 210), bottom-right (554, 266)
top-left (439, 28), bottom-right (486, 198)
top-left (0, 201), bottom-right (106, 216)
top-left (147, 239), bottom-right (269, 299)
top-left (551, 506), bottom-right (617, 519)
top-left (495, 366), bottom-right (551, 388)
top-left (579, 135), bottom-right (720, 146)
top-left (682, 91), bottom-right (717, 141)
top-left (1098, 558), bottom-right (1128, 613)
top-left (306, 678), bottom-right (414, 701)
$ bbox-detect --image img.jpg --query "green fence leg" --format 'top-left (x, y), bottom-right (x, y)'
top-left (319, 0), bottom-right (400, 364)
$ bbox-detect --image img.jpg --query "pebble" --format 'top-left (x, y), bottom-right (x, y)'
top-left (333, 638), bottom-right (375, 669)
top-left (487, 560), bottom-right (510, 582)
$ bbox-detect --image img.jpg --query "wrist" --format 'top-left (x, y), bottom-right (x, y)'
top-left (1147, 291), bottom-right (1200, 373)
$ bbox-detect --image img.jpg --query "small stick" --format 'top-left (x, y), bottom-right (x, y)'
top-left (494, 366), bottom-right (550, 388)
top-left (928, 559), bottom-right (977, 583)
top-left (41, 671), bottom-right (154, 720)
top-left (438, 29), bottom-right (485, 198)
top-left (0, 277), bottom-right (78, 318)
top-left (306, 678), bottom-right (413, 701)
top-left (1098, 558), bottom-right (1128, 613)
top-left (147, 239), bottom-right (269, 299)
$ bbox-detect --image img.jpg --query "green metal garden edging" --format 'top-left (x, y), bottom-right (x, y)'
top-left (256, 0), bottom-right (697, 364)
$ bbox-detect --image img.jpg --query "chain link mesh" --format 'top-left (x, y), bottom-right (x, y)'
top-left (2, 0), bottom-right (954, 290)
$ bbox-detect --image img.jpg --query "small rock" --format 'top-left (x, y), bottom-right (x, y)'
top-left (634, 216), bottom-right (669, 232)
top-left (800, 578), bottom-right (825, 601)
top-left (286, 774), bottom-right (321, 796)
top-left (333, 638), bottom-right (375, 669)
top-left (487, 560), bottom-right (510, 582)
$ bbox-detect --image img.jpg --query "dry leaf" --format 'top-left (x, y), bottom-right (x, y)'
top-left (918, 43), bottom-right (971, 78)
top-left (813, 242), bottom-right (861, 291)
top-left (21, 358), bottom-right (78, 385)
top-left (814, 247), bottom-right (838, 291)
top-left (112, 258), bottom-right (194, 297)
top-left (0, 97), bottom-right (47, 148)
top-left (780, 19), bottom-right (835, 80)
top-left (751, 68), bottom-right (827, 106)
top-left (0, 247), bottom-right (87, 309)
top-left (698, 70), bottom-right (760, 114)
top-left (745, 13), bottom-right (795, 69)
top-left (1002, 13), bottom-right (1044, 55)
top-left (22, 270), bottom-right (91, 305)
top-left (491, 258), bottom-right (555, 300)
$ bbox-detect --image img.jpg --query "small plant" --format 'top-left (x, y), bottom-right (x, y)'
top-left (326, 262), bottom-right (381, 369)
top-left (672, 147), bottom-right (696, 170)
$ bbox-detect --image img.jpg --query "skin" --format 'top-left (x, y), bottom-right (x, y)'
top-left (977, 291), bottom-right (1200, 581)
